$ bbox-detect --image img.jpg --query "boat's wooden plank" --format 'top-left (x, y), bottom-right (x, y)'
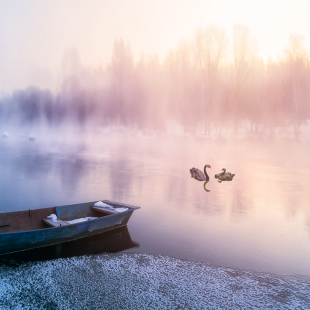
top-left (91, 206), bottom-right (118, 214)
top-left (0, 207), bottom-right (56, 233)
top-left (55, 203), bottom-right (95, 220)
top-left (0, 214), bottom-right (10, 227)
top-left (103, 200), bottom-right (140, 210)
top-left (42, 218), bottom-right (70, 228)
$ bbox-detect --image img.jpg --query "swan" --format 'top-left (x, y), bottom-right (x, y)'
top-left (215, 168), bottom-right (235, 182)
top-left (214, 168), bottom-right (225, 178)
top-left (190, 165), bottom-right (211, 181)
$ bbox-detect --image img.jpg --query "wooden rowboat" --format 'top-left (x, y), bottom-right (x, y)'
top-left (0, 200), bottom-right (140, 255)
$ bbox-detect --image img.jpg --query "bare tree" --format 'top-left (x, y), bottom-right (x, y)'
top-left (232, 24), bottom-right (257, 132)
top-left (165, 40), bottom-right (199, 134)
top-left (193, 25), bottom-right (228, 133)
top-left (109, 39), bottom-right (134, 123)
top-left (285, 34), bottom-right (308, 138)
top-left (265, 60), bottom-right (287, 138)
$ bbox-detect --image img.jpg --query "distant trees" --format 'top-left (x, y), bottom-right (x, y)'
top-left (165, 40), bottom-right (199, 133)
top-left (0, 25), bottom-right (310, 139)
top-left (285, 34), bottom-right (309, 138)
top-left (110, 39), bottom-right (134, 123)
top-left (193, 25), bottom-right (228, 133)
top-left (265, 60), bottom-right (287, 137)
top-left (232, 24), bottom-right (258, 131)
top-left (130, 53), bottom-right (167, 129)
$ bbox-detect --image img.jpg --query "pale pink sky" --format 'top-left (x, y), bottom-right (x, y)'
top-left (0, 0), bottom-right (309, 94)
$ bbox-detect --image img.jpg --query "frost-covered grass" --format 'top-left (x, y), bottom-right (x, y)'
top-left (0, 253), bottom-right (309, 309)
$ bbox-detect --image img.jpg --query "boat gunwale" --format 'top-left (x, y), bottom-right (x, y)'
top-left (0, 199), bottom-right (140, 216)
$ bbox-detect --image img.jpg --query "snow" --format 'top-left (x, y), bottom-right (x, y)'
top-left (47, 214), bottom-right (58, 222)
top-left (66, 217), bottom-right (98, 224)
top-left (0, 253), bottom-right (309, 309)
top-left (114, 207), bottom-right (128, 213)
top-left (94, 201), bottom-right (128, 212)
top-left (94, 201), bottom-right (113, 209)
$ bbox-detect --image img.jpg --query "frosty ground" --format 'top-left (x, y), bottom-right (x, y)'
top-left (0, 253), bottom-right (309, 309)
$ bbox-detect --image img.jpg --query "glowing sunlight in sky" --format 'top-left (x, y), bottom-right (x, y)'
top-left (0, 0), bottom-right (309, 93)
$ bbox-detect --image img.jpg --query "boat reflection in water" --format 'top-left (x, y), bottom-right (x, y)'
top-left (0, 226), bottom-right (139, 264)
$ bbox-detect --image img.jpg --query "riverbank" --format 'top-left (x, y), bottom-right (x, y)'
top-left (1, 253), bottom-right (309, 309)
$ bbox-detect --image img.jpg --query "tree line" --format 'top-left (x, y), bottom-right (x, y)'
top-left (1, 24), bottom-right (309, 138)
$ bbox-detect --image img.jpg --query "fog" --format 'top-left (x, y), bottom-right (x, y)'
top-left (1, 25), bottom-right (310, 141)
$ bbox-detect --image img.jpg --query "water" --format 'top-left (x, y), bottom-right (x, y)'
top-left (0, 132), bottom-right (310, 278)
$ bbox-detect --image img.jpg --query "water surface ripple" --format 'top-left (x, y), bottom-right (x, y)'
top-left (0, 134), bottom-right (310, 277)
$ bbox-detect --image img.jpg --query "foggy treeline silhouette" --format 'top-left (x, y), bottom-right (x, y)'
top-left (1, 24), bottom-right (310, 138)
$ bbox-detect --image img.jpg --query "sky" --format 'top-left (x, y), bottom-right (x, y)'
top-left (0, 0), bottom-right (309, 94)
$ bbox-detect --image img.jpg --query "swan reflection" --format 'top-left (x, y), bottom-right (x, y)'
top-left (203, 181), bottom-right (210, 192)
top-left (189, 171), bottom-right (211, 192)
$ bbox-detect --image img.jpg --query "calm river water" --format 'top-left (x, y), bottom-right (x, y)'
top-left (0, 132), bottom-right (310, 277)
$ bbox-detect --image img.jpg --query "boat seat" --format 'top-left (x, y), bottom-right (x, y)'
top-left (42, 218), bottom-right (70, 228)
top-left (91, 206), bottom-right (117, 215)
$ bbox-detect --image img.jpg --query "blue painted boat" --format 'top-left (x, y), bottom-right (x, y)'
top-left (0, 226), bottom-right (139, 263)
top-left (0, 200), bottom-right (140, 255)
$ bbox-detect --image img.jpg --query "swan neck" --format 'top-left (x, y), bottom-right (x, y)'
top-left (204, 165), bottom-right (209, 180)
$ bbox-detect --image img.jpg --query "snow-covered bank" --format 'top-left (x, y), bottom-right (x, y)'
top-left (0, 253), bottom-right (309, 309)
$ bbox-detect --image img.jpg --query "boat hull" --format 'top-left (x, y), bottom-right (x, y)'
top-left (0, 200), bottom-right (139, 255)
top-left (0, 226), bottom-right (139, 263)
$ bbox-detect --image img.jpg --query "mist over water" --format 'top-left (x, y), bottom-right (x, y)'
top-left (1, 131), bottom-right (310, 277)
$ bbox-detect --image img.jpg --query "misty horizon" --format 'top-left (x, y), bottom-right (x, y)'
top-left (1, 0), bottom-right (310, 93)
top-left (1, 24), bottom-right (310, 140)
